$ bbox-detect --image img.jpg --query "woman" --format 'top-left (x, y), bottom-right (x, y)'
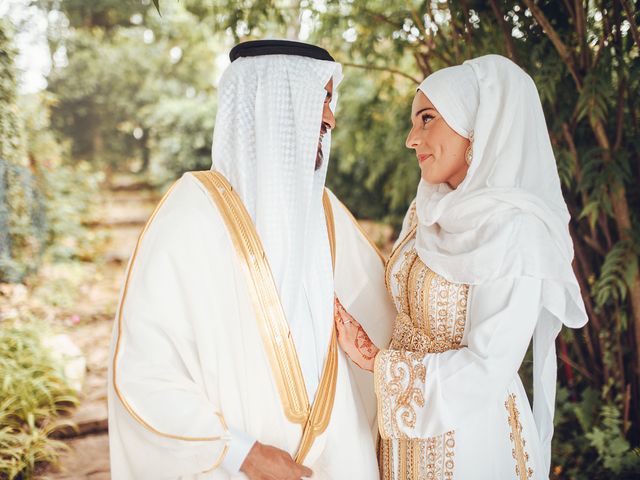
top-left (335, 55), bottom-right (588, 480)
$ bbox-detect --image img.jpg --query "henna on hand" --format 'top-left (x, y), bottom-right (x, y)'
top-left (334, 295), bottom-right (379, 372)
top-left (355, 325), bottom-right (377, 360)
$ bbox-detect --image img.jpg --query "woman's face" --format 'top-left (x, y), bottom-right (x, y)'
top-left (405, 91), bottom-right (470, 189)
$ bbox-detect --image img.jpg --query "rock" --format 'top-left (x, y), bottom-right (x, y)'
top-left (42, 334), bottom-right (86, 392)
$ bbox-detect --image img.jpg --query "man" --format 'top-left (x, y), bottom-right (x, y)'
top-left (108, 40), bottom-right (394, 479)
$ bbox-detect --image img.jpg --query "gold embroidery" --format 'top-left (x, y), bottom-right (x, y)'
top-left (390, 312), bottom-right (436, 354)
top-left (424, 268), bottom-right (470, 353)
top-left (406, 201), bottom-right (417, 228)
top-left (410, 259), bottom-right (433, 333)
top-left (379, 437), bottom-right (392, 480)
top-left (375, 350), bottom-right (426, 439)
top-left (399, 439), bottom-right (408, 479)
top-left (377, 209), bottom-right (467, 479)
top-left (191, 172), bottom-right (338, 464)
top-left (393, 249), bottom-right (418, 314)
top-left (388, 254), bottom-right (468, 355)
top-left (385, 225), bottom-right (418, 297)
top-left (505, 393), bottom-right (534, 480)
top-left (378, 434), bottom-right (456, 479)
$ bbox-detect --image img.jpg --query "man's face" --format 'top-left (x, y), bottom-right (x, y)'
top-left (315, 78), bottom-right (336, 171)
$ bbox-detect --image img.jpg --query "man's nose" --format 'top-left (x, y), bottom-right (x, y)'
top-left (323, 103), bottom-right (336, 130)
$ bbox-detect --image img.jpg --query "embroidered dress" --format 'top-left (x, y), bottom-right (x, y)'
top-left (374, 205), bottom-right (546, 480)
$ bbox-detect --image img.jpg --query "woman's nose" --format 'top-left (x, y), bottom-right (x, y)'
top-left (406, 126), bottom-right (419, 149)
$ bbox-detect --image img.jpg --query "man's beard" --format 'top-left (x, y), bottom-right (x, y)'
top-left (315, 144), bottom-right (324, 171)
top-left (315, 123), bottom-right (329, 171)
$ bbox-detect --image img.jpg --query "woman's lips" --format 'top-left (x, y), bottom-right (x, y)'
top-left (417, 154), bottom-right (430, 163)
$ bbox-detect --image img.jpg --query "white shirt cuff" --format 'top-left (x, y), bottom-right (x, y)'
top-left (221, 427), bottom-right (256, 474)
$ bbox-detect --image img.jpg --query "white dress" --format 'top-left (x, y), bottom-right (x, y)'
top-left (374, 204), bottom-right (547, 480)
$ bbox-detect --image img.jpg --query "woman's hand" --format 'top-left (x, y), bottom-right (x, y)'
top-left (334, 296), bottom-right (380, 372)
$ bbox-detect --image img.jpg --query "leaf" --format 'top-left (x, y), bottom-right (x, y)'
top-left (152, 0), bottom-right (161, 16)
top-left (592, 241), bottom-right (634, 309)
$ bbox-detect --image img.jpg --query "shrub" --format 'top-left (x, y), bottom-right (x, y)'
top-left (0, 320), bottom-right (78, 479)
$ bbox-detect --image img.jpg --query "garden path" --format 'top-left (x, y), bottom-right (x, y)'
top-left (43, 179), bottom-right (160, 480)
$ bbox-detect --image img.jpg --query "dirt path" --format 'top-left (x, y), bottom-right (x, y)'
top-left (42, 181), bottom-right (160, 480)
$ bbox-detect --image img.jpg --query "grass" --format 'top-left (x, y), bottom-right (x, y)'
top-left (0, 320), bottom-right (78, 479)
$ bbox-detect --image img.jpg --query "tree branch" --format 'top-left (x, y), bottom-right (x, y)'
top-left (614, 76), bottom-right (626, 151)
top-left (360, 7), bottom-right (404, 30)
top-left (457, 0), bottom-right (474, 51)
top-left (489, 0), bottom-right (517, 61)
top-left (523, 0), bottom-right (582, 88)
top-left (574, 0), bottom-right (589, 69)
top-left (414, 51), bottom-right (432, 77)
top-left (620, 0), bottom-right (640, 52)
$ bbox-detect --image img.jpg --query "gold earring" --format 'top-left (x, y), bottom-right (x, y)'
top-left (465, 130), bottom-right (474, 166)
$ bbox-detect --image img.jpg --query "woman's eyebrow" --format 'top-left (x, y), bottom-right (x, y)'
top-left (413, 107), bottom-right (435, 117)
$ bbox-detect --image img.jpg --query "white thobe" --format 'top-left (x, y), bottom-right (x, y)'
top-left (107, 173), bottom-right (395, 479)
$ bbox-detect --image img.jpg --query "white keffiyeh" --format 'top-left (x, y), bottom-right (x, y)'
top-left (211, 54), bottom-right (343, 400)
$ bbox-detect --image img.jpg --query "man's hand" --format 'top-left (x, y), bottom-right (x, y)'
top-left (334, 296), bottom-right (380, 372)
top-left (240, 442), bottom-right (313, 480)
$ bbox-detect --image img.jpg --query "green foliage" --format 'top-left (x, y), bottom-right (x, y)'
top-left (0, 20), bottom-right (25, 167)
top-left (0, 160), bottom-right (47, 283)
top-left (554, 386), bottom-right (640, 479)
top-left (9, 0), bottom-right (640, 477)
top-left (0, 20), bottom-right (46, 283)
top-left (143, 95), bottom-right (217, 179)
top-left (586, 405), bottom-right (640, 475)
top-left (0, 320), bottom-right (78, 479)
top-left (18, 92), bottom-right (105, 263)
top-left (328, 73), bottom-right (419, 226)
top-left (45, 1), bottom-right (221, 176)
top-left (0, 22), bottom-right (103, 283)
top-left (592, 241), bottom-right (637, 309)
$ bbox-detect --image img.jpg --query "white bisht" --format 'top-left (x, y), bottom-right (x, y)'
top-left (108, 52), bottom-right (395, 479)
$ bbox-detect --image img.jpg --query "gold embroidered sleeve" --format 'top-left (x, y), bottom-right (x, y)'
top-left (374, 349), bottom-right (427, 439)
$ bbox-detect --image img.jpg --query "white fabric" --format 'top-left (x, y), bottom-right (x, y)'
top-left (212, 54), bottom-right (343, 402)
top-left (417, 63), bottom-right (478, 139)
top-left (108, 175), bottom-right (395, 479)
top-left (221, 427), bottom-right (255, 473)
top-left (413, 54), bottom-right (588, 474)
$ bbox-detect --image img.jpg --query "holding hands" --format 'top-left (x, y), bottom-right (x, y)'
top-left (334, 296), bottom-right (379, 372)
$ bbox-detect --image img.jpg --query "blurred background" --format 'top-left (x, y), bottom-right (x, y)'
top-left (1, 0), bottom-right (639, 478)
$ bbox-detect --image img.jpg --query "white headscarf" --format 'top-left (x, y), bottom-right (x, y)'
top-left (211, 53), bottom-right (343, 400)
top-left (415, 55), bottom-right (588, 472)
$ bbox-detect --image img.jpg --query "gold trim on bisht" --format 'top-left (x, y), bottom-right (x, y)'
top-left (191, 171), bottom-right (338, 464)
top-left (111, 179), bottom-right (230, 470)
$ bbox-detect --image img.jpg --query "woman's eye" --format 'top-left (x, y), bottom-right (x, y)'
top-left (422, 114), bottom-right (434, 126)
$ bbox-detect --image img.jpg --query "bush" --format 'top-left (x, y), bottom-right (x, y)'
top-left (0, 320), bottom-right (78, 479)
